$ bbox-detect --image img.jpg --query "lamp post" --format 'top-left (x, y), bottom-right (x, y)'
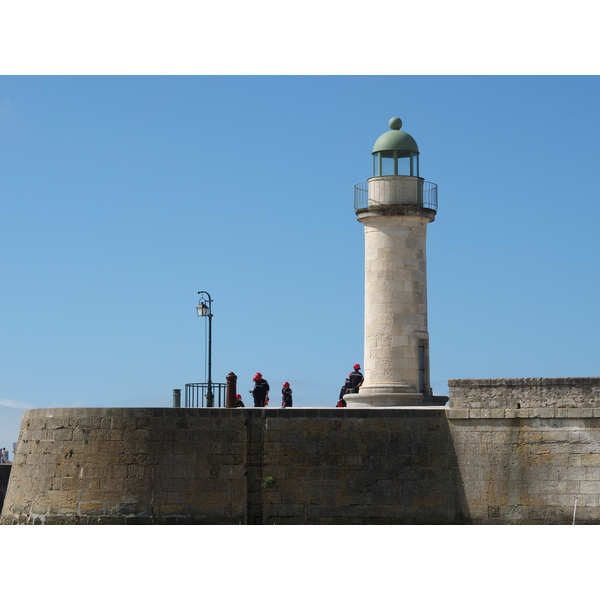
top-left (196, 291), bottom-right (214, 408)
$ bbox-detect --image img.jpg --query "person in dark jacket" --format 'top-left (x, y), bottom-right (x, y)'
top-left (250, 372), bottom-right (270, 407)
top-left (339, 377), bottom-right (351, 401)
top-left (281, 382), bottom-right (293, 408)
top-left (235, 394), bottom-right (245, 408)
top-left (348, 363), bottom-right (364, 393)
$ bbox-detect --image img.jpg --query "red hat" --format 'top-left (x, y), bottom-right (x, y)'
top-left (283, 382), bottom-right (290, 388)
top-left (353, 363), bottom-right (361, 370)
top-left (236, 394), bottom-right (242, 400)
top-left (253, 372), bottom-right (262, 382)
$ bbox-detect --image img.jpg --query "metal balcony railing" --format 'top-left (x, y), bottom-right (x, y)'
top-left (354, 179), bottom-right (438, 211)
top-left (184, 383), bottom-right (227, 407)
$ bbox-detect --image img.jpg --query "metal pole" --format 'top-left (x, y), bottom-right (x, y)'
top-left (206, 309), bottom-right (214, 407)
top-left (173, 389), bottom-right (181, 408)
top-left (198, 291), bottom-right (214, 408)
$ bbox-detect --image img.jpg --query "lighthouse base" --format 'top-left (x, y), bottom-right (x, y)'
top-left (344, 389), bottom-right (448, 407)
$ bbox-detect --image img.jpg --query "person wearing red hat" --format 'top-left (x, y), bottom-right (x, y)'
top-left (348, 364), bottom-right (364, 393)
top-left (235, 394), bottom-right (245, 408)
top-left (250, 373), bottom-right (270, 407)
top-left (281, 382), bottom-right (293, 408)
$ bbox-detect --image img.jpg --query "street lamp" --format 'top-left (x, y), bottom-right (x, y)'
top-left (196, 291), bottom-right (214, 408)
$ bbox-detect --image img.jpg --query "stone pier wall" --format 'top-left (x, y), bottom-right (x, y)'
top-left (258, 408), bottom-right (459, 524)
top-left (448, 378), bottom-right (600, 524)
top-left (1, 408), bottom-right (248, 525)
top-left (2, 378), bottom-right (600, 525)
top-left (0, 407), bottom-right (461, 525)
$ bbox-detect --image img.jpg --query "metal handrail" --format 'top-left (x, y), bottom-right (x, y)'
top-left (184, 383), bottom-right (227, 407)
top-left (354, 180), bottom-right (438, 211)
top-left (354, 182), bottom-right (369, 210)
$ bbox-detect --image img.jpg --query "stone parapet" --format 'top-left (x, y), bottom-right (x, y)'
top-left (448, 378), bottom-right (600, 410)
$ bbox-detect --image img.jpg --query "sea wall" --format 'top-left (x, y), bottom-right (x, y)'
top-left (448, 378), bottom-right (600, 524)
top-left (2, 378), bottom-right (600, 525)
top-left (256, 407), bottom-right (459, 524)
top-left (0, 407), bottom-right (461, 525)
top-left (1, 408), bottom-right (248, 524)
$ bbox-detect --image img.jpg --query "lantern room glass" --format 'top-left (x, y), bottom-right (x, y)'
top-left (372, 151), bottom-right (419, 177)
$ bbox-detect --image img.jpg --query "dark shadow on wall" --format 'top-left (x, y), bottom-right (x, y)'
top-left (396, 411), bottom-right (469, 525)
top-left (442, 417), bottom-right (474, 524)
top-left (433, 414), bottom-right (471, 525)
top-left (252, 408), bottom-right (469, 525)
top-left (0, 466), bottom-right (11, 514)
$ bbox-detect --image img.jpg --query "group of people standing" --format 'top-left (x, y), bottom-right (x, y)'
top-left (232, 363), bottom-right (363, 409)
top-left (234, 373), bottom-right (293, 408)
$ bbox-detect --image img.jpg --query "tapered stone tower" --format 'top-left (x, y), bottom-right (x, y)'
top-left (347, 117), bottom-right (443, 407)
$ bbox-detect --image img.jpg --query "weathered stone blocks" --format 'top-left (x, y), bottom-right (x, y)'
top-left (446, 378), bottom-right (600, 523)
top-left (1, 408), bottom-right (249, 525)
top-left (449, 378), bottom-right (600, 409)
top-left (3, 386), bottom-right (600, 525)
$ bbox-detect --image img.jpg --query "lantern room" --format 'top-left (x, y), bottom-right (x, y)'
top-left (372, 117), bottom-right (420, 177)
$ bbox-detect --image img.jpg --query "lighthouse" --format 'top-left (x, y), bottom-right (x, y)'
top-left (347, 117), bottom-right (443, 407)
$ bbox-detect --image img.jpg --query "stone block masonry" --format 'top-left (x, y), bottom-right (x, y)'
top-left (1, 408), bottom-right (248, 525)
top-left (260, 408), bottom-right (460, 524)
top-left (2, 378), bottom-right (600, 525)
top-left (448, 378), bottom-right (600, 524)
top-left (448, 378), bottom-right (600, 410)
top-left (447, 413), bottom-right (600, 523)
top-left (1, 407), bottom-right (462, 525)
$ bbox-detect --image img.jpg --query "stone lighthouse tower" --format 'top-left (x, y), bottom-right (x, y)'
top-left (347, 117), bottom-right (441, 407)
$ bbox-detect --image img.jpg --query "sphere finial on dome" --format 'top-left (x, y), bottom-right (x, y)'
top-left (372, 117), bottom-right (419, 154)
top-left (389, 117), bottom-right (402, 130)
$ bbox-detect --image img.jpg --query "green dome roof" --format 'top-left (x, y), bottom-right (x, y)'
top-left (372, 117), bottom-right (419, 154)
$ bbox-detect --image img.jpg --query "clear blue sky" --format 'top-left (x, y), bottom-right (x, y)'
top-left (2, 75), bottom-right (599, 450)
